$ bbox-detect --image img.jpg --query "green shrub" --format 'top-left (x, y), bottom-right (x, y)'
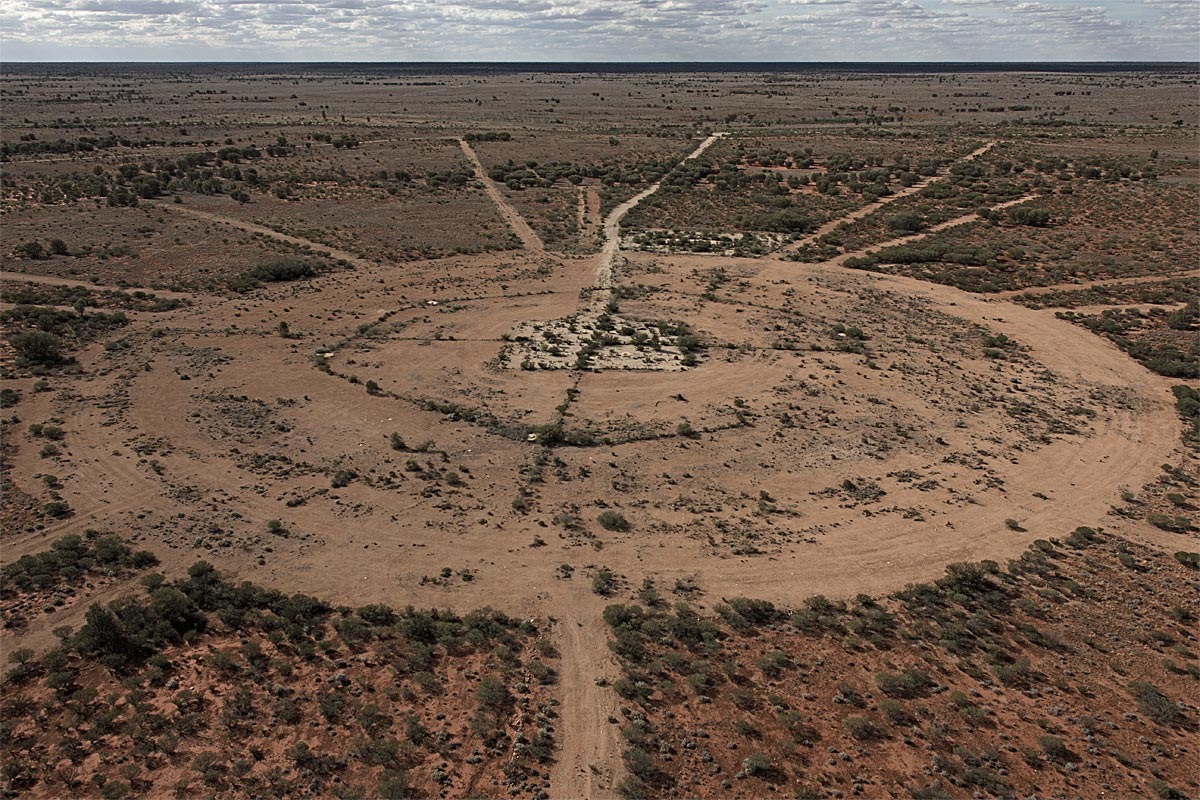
top-left (476, 675), bottom-right (512, 713)
top-left (1171, 385), bottom-right (1199, 425)
top-left (1130, 681), bottom-right (1179, 725)
top-left (1008, 206), bottom-right (1052, 227)
top-left (742, 752), bottom-right (771, 776)
top-left (1173, 551), bottom-right (1199, 569)
top-left (597, 510), bottom-right (631, 532)
top-left (591, 568), bottom-right (617, 596)
top-left (230, 258), bottom-right (320, 292)
top-left (845, 716), bottom-right (884, 740)
top-left (993, 657), bottom-right (1034, 688)
top-left (43, 500), bottom-right (72, 518)
top-left (1148, 514), bottom-right (1193, 533)
top-left (9, 330), bottom-right (66, 365)
top-left (330, 469), bottom-right (357, 488)
top-left (1037, 734), bottom-right (1068, 761)
top-left (888, 211), bottom-right (924, 233)
top-left (1149, 778), bottom-right (1187, 799)
top-left (875, 669), bottom-right (934, 699)
top-left (881, 698), bottom-right (916, 726)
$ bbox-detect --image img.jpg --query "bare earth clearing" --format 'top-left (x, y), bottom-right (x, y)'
top-left (2, 66), bottom-right (1197, 800)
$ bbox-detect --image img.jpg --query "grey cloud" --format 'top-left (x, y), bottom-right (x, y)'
top-left (1, 0), bottom-right (1195, 60)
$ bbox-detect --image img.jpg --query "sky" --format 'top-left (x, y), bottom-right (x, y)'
top-left (1, 0), bottom-right (1197, 63)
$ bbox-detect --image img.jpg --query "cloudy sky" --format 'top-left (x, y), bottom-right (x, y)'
top-left (1, 0), bottom-right (1196, 62)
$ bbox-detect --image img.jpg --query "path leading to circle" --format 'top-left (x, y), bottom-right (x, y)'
top-left (549, 592), bottom-right (624, 800)
top-left (594, 132), bottom-right (727, 295)
top-left (993, 269), bottom-right (1200, 299)
top-left (0, 271), bottom-right (197, 301)
top-left (459, 138), bottom-right (547, 254)
top-left (155, 202), bottom-right (383, 270)
top-left (774, 140), bottom-right (997, 257)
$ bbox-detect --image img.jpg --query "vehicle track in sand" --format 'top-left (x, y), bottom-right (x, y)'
top-left (153, 202), bottom-right (384, 270)
top-left (459, 138), bottom-right (547, 254)
top-left (2, 131), bottom-right (1191, 800)
top-left (814, 193), bottom-right (1040, 268)
top-left (774, 140), bottom-right (997, 257)
top-left (594, 132), bottom-right (727, 296)
top-left (578, 186), bottom-right (602, 247)
top-left (549, 591), bottom-right (624, 800)
top-left (994, 269), bottom-right (1200, 299)
top-left (0, 271), bottom-right (197, 300)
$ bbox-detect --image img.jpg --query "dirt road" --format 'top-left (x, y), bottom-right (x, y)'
top-left (819, 193), bottom-right (1038, 268)
top-left (994, 269), bottom-right (1200, 299)
top-left (776, 140), bottom-right (997, 256)
top-left (0, 271), bottom-right (197, 301)
top-left (549, 592), bottom-right (623, 800)
top-left (154, 202), bottom-right (383, 270)
top-left (595, 132), bottom-right (727, 292)
top-left (459, 138), bottom-right (547, 254)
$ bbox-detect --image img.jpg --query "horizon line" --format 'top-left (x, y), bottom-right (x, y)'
top-left (4, 59), bottom-right (1197, 64)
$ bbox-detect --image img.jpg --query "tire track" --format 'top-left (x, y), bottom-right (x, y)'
top-left (774, 140), bottom-right (997, 257)
top-left (995, 269), bottom-right (1200, 299)
top-left (152, 202), bottom-right (382, 270)
top-left (459, 138), bottom-right (546, 254)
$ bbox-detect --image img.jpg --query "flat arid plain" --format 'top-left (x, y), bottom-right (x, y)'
top-left (1, 64), bottom-right (1197, 800)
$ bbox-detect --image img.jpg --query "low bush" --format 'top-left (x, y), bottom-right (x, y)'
top-left (597, 510), bottom-right (631, 532)
top-left (230, 258), bottom-right (321, 292)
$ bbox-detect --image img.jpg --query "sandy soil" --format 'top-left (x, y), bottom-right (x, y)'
top-left (2, 71), bottom-right (1195, 799)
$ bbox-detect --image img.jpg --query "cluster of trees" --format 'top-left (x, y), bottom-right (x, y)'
top-left (1, 282), bottom-right (186, 312)
top-left (229, 257), bottom-right (323, 292)
top-left (2, 533), bottom-right (158, 597)
top-left (1006, 206), bottom-right (1053, 227)
top-left (55, 559), bottom-right (542, 673)
top-left (464, 131), bottom-right (511, 142)
top-left (846, 241), bottom-right (1000, 271)
top-left (1172, 385), bottom-right (1200, 433)
top-left (18, 148), bottom-right (268, 207)
top-left (4, 305), bottom-right (130, 366)
top-left (1, 133), bottom-right (164, 158)
top-left (488, 158), bottom-right (672, 191)
top-left (1073, 306), bottom-right (1199, 378)
top-left (424, 166), bottom-right (474, 189)
top-left (310, 132), bottom-right (360, 149)
top-left (3, 549), bottom-right (557, 797)
top-left (1028, 154), bottom-right (1160, 182)
top-left (12, 239), bottom-right (68, 259)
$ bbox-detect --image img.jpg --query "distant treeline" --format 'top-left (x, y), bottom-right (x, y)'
top-left (1, 134), bottom-right (166, 157)
top-left (4, 62), bottom-right (1198, 77)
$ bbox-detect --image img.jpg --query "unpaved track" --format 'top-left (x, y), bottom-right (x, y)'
top-left (581, 187), bottom-right (601, 246)
top-left (153, 202), bottom-right (383, 270)
top-left (2, 131), bottom-right (1188, 800)
top-left (821, 193), bottom-right (1038, 268)
top-left (595, 132), bottom-right (726, 292)
top-left (994, 269), bottom-right (1200, 299)
top-left (775, 140), bottom-right (997, 256)
top-left (549, 592), bottom-right (623, 800)
top-left (548, 133), bottom-right (727, 790)
top-left (0, 271), bottom-right (197, 301)
top-left (458, 138), bottom-right (546, 253)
